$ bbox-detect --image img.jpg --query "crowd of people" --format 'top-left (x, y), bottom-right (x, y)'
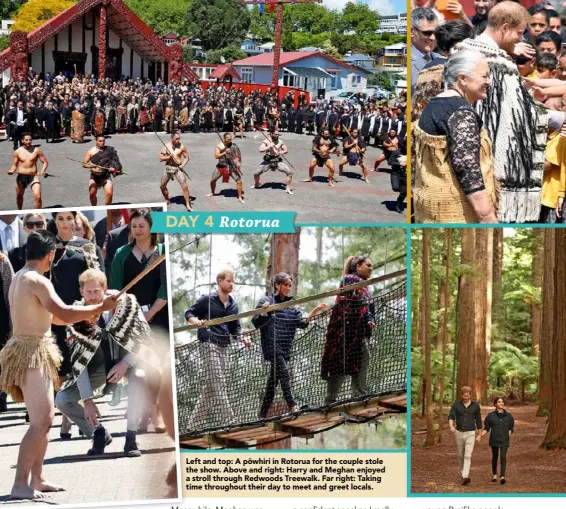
top-left (411, 0), bottom-right (566, 223)
top-left (0, 208), bottom-right (175, 499)
top-left (2, 71), bottom-right (407, 213)
top-left (183, 254), bottom-right (376, 429)
top-left (3, 71), bottom-right (406, 143)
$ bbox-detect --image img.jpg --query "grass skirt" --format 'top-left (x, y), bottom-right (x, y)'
top-left (0, 335), bottom-right (62, 402)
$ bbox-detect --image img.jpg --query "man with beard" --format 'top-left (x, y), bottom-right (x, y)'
top-left (8, 133), bottom-right (48, 210)
top-left (338, 128), bottom-right (369, 183)
top-left (210, 132), bottom-right (245, 204)
top-left (159, 132), bottom-right (192, 210)
top-left (55, 268), bottom-right (157, 458)
top-left (304, 128), bottom-right (341, 187)
top-left (471, 0), bottom-right (495, 35)
top-left (252, 130), bottom-right (293, 194)
top-left (457, 1), bottom-right (566, 222)
top-left (83, 135), bottom-right (122, 206)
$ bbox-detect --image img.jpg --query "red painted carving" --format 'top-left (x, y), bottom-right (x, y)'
top-left (10, 31), bottom-right (28, 83)
top-left (168, 43), bottom-right (182, 84)
top-left (99, 3), bottom-right (107, 78)
top-left (181, 63), bottom-right (199, 83)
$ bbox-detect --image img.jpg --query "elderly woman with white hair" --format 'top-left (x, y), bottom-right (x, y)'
top-left (413, 49), bottom-right (498, 223)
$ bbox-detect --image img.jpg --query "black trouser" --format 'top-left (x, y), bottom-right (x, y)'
top-left (13, 125), bottom-right (24, 148)
top-left (259, 353), bottom-right (295, 418)
top-left (491, 446), bottom-right (508, 476)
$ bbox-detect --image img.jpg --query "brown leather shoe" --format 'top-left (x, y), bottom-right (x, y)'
top-left (462, 477), bottom-right (471, 485)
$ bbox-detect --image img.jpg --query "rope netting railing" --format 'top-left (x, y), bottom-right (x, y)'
top-left (174, 279), bottom-right (406, 439)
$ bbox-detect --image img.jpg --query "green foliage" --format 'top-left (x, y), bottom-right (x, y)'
top-left (186, 0), bottom-right (251, 51)
top-left (0, 35), bottom-right (9, 51)
top-left (368, 71), bottom-right (401, 91)
top-left (0, 0), bottom-right (22, 19)
top-left (126, 0), bottom-right (192, 37)
top-left (489, 341), bottom-right (539, 400)
top-left (182, 45), bottom-right (195, 63)
top-left (205, 45), bottom-right (247, 64)
top-left (340, 1), bottom-right (380, 35)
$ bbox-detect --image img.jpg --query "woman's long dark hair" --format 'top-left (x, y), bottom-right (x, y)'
top-left (343, 255), bottom-right (369, 277)
top-left (128, 208), bottom-right (157, 247)
top-left (47, 210), bottom-right (77, 237)
top-left (272, 272), bottom-right (292, 295)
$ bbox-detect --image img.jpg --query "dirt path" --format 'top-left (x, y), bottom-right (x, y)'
top-left (411, 405), bottom-right (566, 493)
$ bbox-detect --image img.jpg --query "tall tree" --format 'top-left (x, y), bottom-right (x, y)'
top-left (422, 230), bottom-right (435, 446)
top-left (492, 228), bottom-right (504, 329)
top-left (538, 229), bottom-right (555, 416)
top-left (186, 0), bottom-right (251, 50)
top-left (126, 0), bottom-right (192, 37)
top-left (473, 229), bottom-right (490, 404)
top-left (542, 229), bottom-right (566, 449)
top-left (340, 1), bottom-right (380, 35)
top-left (531, 229), bottom-right (544, 356)
top-left (457, 229), bottom-right (476, 392)
top-left (313, 228), bottom-right (323, 294)
top-left (437, 229), bottom-right (452, 443)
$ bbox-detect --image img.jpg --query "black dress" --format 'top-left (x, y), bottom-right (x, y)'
top-left (287, 108), bottom-right (296, 132)
top-left (295, 108), bottom-right (304, 134)
top-left (203, 109), bottom-right (213, 131)
top-left (44, 109), bottom-right (60, 142)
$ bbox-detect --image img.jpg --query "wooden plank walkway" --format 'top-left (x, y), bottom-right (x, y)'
top-left (179, 393), bottom-right (406, 450)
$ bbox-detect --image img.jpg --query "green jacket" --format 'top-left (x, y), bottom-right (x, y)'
top-left (109, 243), bottom-right (166, 300)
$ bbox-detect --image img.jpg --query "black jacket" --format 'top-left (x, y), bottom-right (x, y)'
top-left (484, 409), bottom-right (514, 447)
top-left (252, 294), bottom-right (308, 361)
top-left (184, 293), bottom-right (241, 347)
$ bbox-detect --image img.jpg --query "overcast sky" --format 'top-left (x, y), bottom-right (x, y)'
top-left (322, 0), bottom-right (405, 17)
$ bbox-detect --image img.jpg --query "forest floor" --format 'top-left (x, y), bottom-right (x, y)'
top-left (411, 405), bottom-right (566, 493)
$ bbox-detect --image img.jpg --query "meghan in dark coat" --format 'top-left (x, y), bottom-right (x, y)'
top-left (480, 397), bottom-right (515, 483)
top-left (252, 272), bottom-right (328, 418)
top-left (321, 255), bottom-right (375, 405)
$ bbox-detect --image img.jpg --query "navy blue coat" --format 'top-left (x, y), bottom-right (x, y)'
top-left (484, 410), bottom-right (514, 447)
top-left (252, 295), bottom-right (308, 361)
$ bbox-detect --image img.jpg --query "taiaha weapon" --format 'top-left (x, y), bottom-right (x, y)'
top-left (343, 125), bottom-right (365, 162)
top-left (117, 254), bottom-right (166, 299)
top-left (63, 156), bottom-right (126, 176)
top-left (0, 170), bottom-right (59, 178)
top-left (154, 131), bottom-right (191, 181)
top-left (214, 129), bottom-right (242, 176)
top-left (255, 127), bottom-right (299, 172)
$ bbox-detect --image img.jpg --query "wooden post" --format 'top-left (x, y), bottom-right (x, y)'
top-left (99, 4), bottom-right (107, 79)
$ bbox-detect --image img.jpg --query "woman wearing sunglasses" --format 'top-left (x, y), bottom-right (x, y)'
top-left (7, 213), bottom-right (46, 272)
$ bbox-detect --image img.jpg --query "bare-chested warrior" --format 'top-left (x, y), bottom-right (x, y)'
top-left (8, 133), bottom-right (48, 210)
top-left (209, 132), bottom-right (245, 204)
top-left (304, 128), bottom-right (341, 187)
top-left (83, 135), bottom-right (122, 206)
top-left (158, 132), bottom-right (192, 211)
top-left (252, 130), bottom-right (293, 194)
top-left (0, 230), bottom-right (117, 500)
top-left (338, 128), bottom-right (369, 183)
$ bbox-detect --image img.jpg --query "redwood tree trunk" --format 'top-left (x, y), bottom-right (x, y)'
top-left (473, 229), bottom-right (490, 405)
top-left (531, 229), bottom-right (543, 356)
top-left (437, 229), bottom-right (452, 443)
top-left (422, 230), bottom-right (435, 446)
top-left (457, 229), bottom-right (476, 392)
top-left (542, 229), bottom-right (566, 449)
top-left (538, 229), bottom-right (555, 416)
top-left (492, 228), bottom-right (504, 330)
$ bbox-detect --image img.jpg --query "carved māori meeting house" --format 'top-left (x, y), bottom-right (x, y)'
top-left (0, 0), bottom-right (199, 84)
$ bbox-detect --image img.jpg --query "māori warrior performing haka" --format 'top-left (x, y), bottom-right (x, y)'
top-left (8, 133), bottom-right (48, 210)
top-left (252, 130), bottom-right (293, 195)
top-left (338, 128), bottom-right (370, 184)
top-left (210, 133), bottom-right (245, 204)
top-left (0, 231), bottom-right (117, 500)
top-left (158, 132), bottom-right (192, 211)
top-left (83, 135), bottom-right (123, 206)
top-left (305, 128), bottom-right (341, 187)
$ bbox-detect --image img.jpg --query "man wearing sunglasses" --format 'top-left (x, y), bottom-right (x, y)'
top-left (8, 213), bottom-right (46, 273)
top-left (411, 8), bottom-right (440, 93)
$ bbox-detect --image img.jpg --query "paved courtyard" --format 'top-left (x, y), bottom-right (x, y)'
top-left (0, 395), bottom-right (179, 506)
top-left (0, 131), bottom-right (404, 223)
